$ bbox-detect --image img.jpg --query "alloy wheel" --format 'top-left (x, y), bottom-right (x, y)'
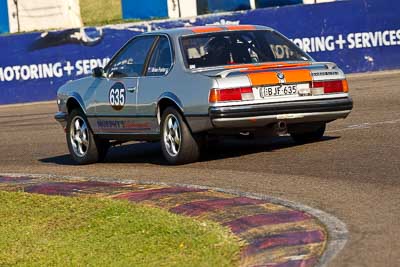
top-left (69, 116), bottom-right (89, 157)
top-left (163, 114), bottom-right (181, 157)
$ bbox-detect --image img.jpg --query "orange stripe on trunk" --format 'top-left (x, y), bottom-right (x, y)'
top-left (248, 72), bottom-right (279, 86)
top-left (226, 25), bottom-right (256, 31)
top-left (248, 69), bottom-right (312, 86)
top-left (284, 69), bottom-right (312, 83)
top-left (190, 26), bottom-right (223, 33)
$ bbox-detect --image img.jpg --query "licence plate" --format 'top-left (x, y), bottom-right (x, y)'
top-left (253, 84), bottom-right (308, 99)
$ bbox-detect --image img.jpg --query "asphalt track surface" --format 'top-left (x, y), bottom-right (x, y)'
top-left (0, 71), bottom-right (399, 266)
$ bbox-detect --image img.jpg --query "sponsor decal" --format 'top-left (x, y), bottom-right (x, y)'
top-left (312, 71), bottom-right (340, 77)
top-left (97, 120), bottom-right (151, 131)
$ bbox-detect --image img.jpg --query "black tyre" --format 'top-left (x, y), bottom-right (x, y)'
top-left (160, 107), bottom-right (200, 165)
top-left (290, 123), bottom-right (326, 144)
top-left (66, 109), bottom-right (108, 164)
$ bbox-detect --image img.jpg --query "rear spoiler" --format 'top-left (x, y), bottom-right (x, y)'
top-left (196, 62), bottom-right (338, 78)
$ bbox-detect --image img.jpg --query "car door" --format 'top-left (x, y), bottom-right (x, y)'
top-left (136, 35), bottom-right (174, 134)
top-left (91, 35), bottom-right (156, 134)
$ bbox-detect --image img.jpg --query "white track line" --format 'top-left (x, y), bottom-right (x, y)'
top-left (328, 119), bottom-right (400, 133)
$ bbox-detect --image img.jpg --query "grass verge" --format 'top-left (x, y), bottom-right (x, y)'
top-left (0, 191), bottom-right (241, 266)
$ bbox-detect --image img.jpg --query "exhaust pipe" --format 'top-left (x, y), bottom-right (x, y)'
top-left (275, 121), bottom-right (287, 135)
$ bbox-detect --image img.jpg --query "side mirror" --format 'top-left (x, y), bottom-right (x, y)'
top-left (92, 67), bottom-right (104, 78)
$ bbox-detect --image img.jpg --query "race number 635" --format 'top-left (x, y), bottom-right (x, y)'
top-left (109, 82), bottom-right (126, 110)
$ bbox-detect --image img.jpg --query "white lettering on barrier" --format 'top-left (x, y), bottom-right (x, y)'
top-left (4, 67), bottom-right (14, 81)
top-left (0, 58), bottom-right (110, 82)
top-left (75, 58), bottom-right (109, 76)
top-left (53, 63), bottom-right (63, 78)
top-left (21, 66), bottom-right (30, 80)
top-left (292, 36), bottom-right (336, 52)
top-left (292, 29), bottom-right (400, 53)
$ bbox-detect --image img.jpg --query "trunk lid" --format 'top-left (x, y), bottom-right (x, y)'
top-left (203, 62), bottom-right (346, 103)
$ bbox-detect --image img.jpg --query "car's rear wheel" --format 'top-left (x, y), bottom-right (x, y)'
top-left (290, 123), bottom-right (326, 144)
top-left (66, 109), bottom-right (108, 164)
top-left (161, 107), bottom-right (200, 165)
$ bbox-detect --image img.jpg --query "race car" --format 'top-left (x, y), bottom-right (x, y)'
top-left (55, 25), bottom-right (353, 165)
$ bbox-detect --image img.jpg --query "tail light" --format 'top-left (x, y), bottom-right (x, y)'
top-left (209, 87), bottom-right (254, 103)
top-left (313, 80), bottom-right (349, 94)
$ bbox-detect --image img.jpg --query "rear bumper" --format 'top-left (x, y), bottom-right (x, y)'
top-left (209, 97), bottom-right (353, 128)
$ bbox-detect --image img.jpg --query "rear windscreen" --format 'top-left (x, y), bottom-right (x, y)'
top-left (181, 30), bottom-right (311, 69)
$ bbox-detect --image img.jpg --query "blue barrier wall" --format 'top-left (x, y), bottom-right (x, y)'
top-left (0, 0), bottom-right (9, 33)
top-left (0, 0), bottom-right (399, 104)
top-left (122, 0), bottom-right (168, 19)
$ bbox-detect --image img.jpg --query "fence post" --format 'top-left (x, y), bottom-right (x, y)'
top-left (249, 0), bottom-right (256, 9)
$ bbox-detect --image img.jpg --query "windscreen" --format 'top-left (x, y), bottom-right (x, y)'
top-left (181, 30), bottom-right (311, 69)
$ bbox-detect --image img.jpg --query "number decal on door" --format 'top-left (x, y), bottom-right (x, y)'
top-left (109, 82), bottom-right (126, 110)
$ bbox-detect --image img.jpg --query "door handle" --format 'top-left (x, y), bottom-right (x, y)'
top-left (127, 87), bottom-right (137, 93)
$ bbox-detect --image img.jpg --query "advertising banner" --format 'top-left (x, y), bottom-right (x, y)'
top-left (0, 0), bottom-right (399, 104)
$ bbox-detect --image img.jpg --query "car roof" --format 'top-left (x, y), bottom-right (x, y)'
top-left (142, 25), bottom-right (273, 38)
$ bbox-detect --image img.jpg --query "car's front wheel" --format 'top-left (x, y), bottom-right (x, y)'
top-left (290, 123), bottom-right (326, 144)
top-left (160, 107), bottom-right (200, 165)
top-left (66, 109), bottom-right (108, 164)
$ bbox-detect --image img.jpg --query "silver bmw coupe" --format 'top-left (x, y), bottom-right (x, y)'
top-left (55, 25), bottom-right (353, 165)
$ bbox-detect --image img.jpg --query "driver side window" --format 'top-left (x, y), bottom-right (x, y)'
top-left (107, 36), bottom-right (155, 78)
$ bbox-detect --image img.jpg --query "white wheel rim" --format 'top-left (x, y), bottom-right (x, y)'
top-left (70, 116), bottom-right (89, 157)
top-left (163, 114), bottom-right (181, 157)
